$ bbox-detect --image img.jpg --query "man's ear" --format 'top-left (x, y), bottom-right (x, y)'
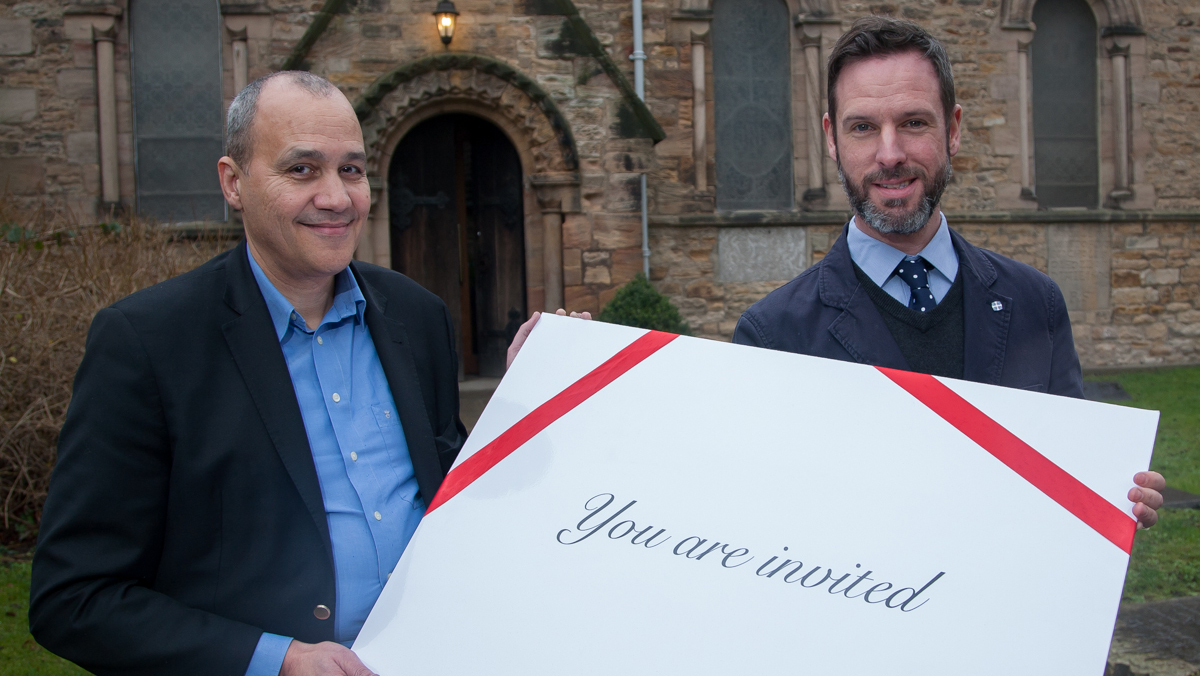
top-left (823, 113), bottom-right (838, 162)
top-left (947, 104), bottom-right (963, 157)
top-left (217, 156), bottom-right (244, 211)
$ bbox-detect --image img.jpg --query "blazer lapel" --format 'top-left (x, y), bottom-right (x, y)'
top-left (954, 230), bottom-right (1012, 385)
top-left (821, 227), bottom-right (909, 370)
top-left (354, 268), bottom-right (444, 506)
top-left (220, 243), bottom-right (332, 556)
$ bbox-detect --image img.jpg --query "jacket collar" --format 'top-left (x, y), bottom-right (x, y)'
top-left (817, 222), bottom-right (1011, 383)
top-left (220, 241), bottom-right (334, 565)
top-left (350, 265), bottom-right (445, 508)
top-left (950, 228), bottom-right (1011, 385)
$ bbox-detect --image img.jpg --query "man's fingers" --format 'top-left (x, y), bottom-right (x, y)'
top-left (505, 312), bottom-right (541, 371)
top-left (1128, 485), bottom-right (1164, 511)
top-left (1128, 470), bottom-right (1166, 529)
top-left (1133, 501), bottom-right (1159, 529)
top-left (553, 308), bottom-right (593, 320)
top-left (1135, 470), bottom-right (1166, 491)
top-left (506, 309), bottom-right (593, 371)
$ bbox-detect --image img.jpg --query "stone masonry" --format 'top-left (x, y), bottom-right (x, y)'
top-left (1, 0), bottom-right (1198, 367)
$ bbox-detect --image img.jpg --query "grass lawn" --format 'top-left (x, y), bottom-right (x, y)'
top-left (0, 367), bottom-right (1196, 673)
top-left (1085, 366), bottom-right (1200, 603)
top-left (0, 560), bottom-right (86, 675)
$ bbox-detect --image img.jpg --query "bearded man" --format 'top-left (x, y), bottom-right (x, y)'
top-left (732, 16), bottom-right (1165, 527)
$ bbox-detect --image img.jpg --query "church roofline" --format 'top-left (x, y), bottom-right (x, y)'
top-left (548, 0), bottom-right (666, 143)
top-left (281, 0), bottom-right (347, 71)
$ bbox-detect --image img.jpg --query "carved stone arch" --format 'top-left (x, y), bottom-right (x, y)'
top-left (353, 53), bottom-right (581, 313)
top-left (1002, 0), bottom-right (1143, 32)
top-left (356, 53), bottom-right (579, 179)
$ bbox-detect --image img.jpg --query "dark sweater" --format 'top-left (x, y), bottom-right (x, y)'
top-left (853, 263), bottom-right (965, 379)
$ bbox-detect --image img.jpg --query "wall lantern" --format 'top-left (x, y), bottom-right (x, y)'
top-left (433, 1), bottom-right (459, 45)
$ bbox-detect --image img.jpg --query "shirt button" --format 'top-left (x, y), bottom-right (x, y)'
top-left (317, 335), bottom-right (323, 345)
top-left (374, 511), bottom-right (382, 521)
top-left (314, 604), bottom-right (331, 620)
top-left (385, 411), bottom-right (391, 419)
top-left (350, 451), bottom-right (358, 462)
top-left (332, 392), bottom-right (341, 403)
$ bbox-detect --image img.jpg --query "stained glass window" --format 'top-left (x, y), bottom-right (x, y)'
top-left (712, 0), bottom-right (795, 211)
top-left (1032, 0), bottom-right (1099, 208)
top-left (131, 0), bottom-right (226, 223)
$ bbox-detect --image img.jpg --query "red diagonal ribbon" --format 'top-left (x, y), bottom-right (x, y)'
top-left (876, 366), bottom-right (1136, 554)
top-left (427, 330), bottom-right (679, 514)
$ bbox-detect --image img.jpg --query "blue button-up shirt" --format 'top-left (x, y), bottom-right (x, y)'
top-left (847, 213), bottom-right (959, 306)
top-left (243, 249), bottom-right (424, 676)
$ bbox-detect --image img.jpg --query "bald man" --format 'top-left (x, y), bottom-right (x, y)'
top-left (32, 72), bottom-right (461, 676)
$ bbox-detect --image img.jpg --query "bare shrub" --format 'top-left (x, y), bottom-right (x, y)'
top-left (0, 200), bottom-right (231, 544)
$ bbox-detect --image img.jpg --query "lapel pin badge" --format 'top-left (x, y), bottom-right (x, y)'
top-left (991, 300), bottom-right (1004, 312)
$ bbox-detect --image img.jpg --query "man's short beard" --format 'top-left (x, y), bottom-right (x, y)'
top-left (837, 154), bottom-right (952, 235)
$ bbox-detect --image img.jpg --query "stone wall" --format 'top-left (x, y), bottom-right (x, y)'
top-left (3, 0), bottom-right (1199, 217)
top-left (639, 0), bottom-right (1200, 214)
top-left (0, 2), bottom-right (134, 218)
top-left (1097, 220), bottom-right (1200, 365)
top-left (1139, 0), bottom-right (1200, 211)
top-left (650, 216), bottom-right (1200, 369)
top-left (2, 0), bottom-right (1199, 367)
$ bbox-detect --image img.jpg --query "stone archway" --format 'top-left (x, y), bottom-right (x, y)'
top-left (355, 54), bottom-right (582, 311)
top-left (1001, 0), bottom-right (1143, 31)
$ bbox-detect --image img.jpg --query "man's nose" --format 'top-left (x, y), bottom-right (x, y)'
top-left (312, 171), bottom-right (353, 211)
top-left (875, 127), bottom-right (907, 168)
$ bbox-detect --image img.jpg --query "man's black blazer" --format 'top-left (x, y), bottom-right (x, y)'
top-left (733, 225), bottom-right (1085, 398)
top-left (30, 242), bottom-right (466, 675)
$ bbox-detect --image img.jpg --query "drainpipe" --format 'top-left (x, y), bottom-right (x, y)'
top-left (631, 0), bottom-right (650, 278)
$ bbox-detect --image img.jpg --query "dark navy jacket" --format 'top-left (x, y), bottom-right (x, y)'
top-left (31, 242), bottom-right (466, 675)
top-left (733, 225), bottom-right (1085, 398)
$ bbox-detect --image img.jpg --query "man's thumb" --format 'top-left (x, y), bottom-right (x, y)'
top-left (335, 651), bottom-right (377, 676)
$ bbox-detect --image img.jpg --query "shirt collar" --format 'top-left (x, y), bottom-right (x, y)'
top-left (846, 212), bottom-right (958, 287)
top-left (246, 246), bottom-right (366, 342)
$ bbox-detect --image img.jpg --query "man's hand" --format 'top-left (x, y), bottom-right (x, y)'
top-left (280, 640), bottom-right (377, 676)
top-left (505, 309), bottom-right (593, 370)
top-left (1130, 470), bottom-right (1166, 529)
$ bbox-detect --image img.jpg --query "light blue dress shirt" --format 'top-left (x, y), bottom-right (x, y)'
top-left (846, 213), bottom-right (959, 306)
top-left (243, 249), bottom-right (424, 676)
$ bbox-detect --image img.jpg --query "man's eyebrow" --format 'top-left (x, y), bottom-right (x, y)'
top-left (277, 148), bottom-right (325, 166)
top-left (841, 110), bottom-right (938, 126)
top-left (276, 148), bottom-right (367, 167)
top-left (841, 114), bottom-right (876, 127)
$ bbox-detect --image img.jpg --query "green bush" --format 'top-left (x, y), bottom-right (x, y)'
top-left (597, 274), bottom-right (691, 335)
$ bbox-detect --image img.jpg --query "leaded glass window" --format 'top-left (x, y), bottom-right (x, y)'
top-left (712, 0), bottom-right (794, 211)
top-left (1032, 0), bottom-right (1099, 208)
top-left (130, 0), bottom-right (226, 223)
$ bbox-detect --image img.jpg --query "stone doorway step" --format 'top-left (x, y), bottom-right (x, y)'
top-left (459, 376), bottom-right (501, 433)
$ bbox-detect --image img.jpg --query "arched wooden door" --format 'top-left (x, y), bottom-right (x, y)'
top-left (388, 114), bottom-right (526, 378)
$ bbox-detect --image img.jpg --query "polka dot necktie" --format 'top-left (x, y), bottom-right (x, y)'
top-left (895, 256), bottom-right (937, 312)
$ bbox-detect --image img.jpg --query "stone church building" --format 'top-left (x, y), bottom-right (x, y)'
top-left (2, 0), bottom-right (1198, 375)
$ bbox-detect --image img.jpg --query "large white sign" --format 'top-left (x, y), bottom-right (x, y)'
top-left (354, 314), bottom-right (1158, 675)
